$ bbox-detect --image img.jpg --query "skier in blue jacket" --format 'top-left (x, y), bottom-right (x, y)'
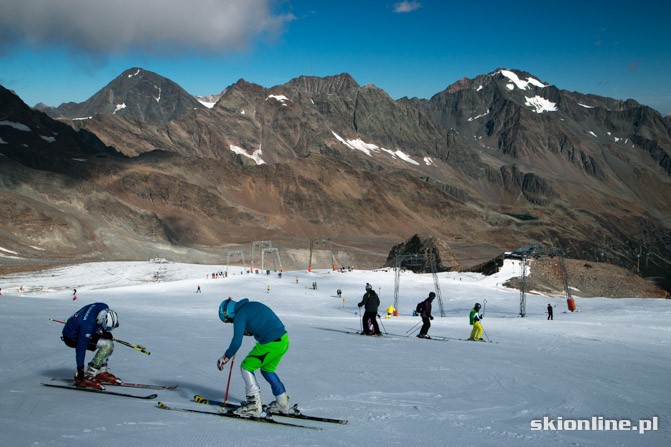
top-left (217, 297), bottom-right (290, 417)
top-left (61, 302), bottom-right (120, 388)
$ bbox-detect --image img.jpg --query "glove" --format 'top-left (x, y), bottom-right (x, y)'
top-left (358, 303), bottom-right (363, 307)
top-left (75, 367), bottom-right (85, 382)
top-left (430, 316), bottom-right (434, 320)
top-left (101, 331), bottom-right (114, 340)
top-left (217, 355), bottom-right (230, 371)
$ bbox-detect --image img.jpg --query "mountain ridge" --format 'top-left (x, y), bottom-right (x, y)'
top-left (2, 68), bottom-right (670, 291)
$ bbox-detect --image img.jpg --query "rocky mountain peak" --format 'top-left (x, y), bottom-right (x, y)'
top-left (286, 73), bottom-right (360, 96)
top-left (44, 67), bottom-right (203, 125)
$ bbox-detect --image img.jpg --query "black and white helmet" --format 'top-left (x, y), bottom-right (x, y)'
top-left (474, 303), bottom-right (481, 311)
top-left (97, 309), bottom-right (119, 331)
top-left (365, 283), bottom-right (372, 291)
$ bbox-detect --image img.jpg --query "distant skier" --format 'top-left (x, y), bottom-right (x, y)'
top-left (217, 298), bottom-right (290, 417)
top-left (417, 292), bottom-right (436, 339)
top-left (337, 289), bottom-right (342, 298)
top-left (358, 283), bottom-right (381, 335)
top-left (468, 303), bottom-right (484, 341)
top-left (72, 288), bottom-right (77, 301)
top-left (61, 302), bottom-right (120, 388)
top-left (547, 303), bottom-right (554, 320)
top-left (196, 285), bottom-right (201, 293)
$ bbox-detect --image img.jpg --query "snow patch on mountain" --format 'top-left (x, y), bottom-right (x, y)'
top-left (332, 131), bottom-right (419, 165)
top-left (0, 120), bottom-right (31, 131)
top-left (468, 110), bottom-right (490, 121)
top-left (229, 144), bottom-right (266, 165)
top-left (381, 148), bottom-right (420, 165)
top-left (499, 70), bottom-right (545, 90)
top-left (332, 131), bottom-right (380, 156)
top-left (525, 96), bottom-right (558, 113)
top-left (198, 100), bottom-right (217, 108)
top-left (267, 95), bottom-right (289, 105)
top-left (113, 103), bottom-right (127, 114)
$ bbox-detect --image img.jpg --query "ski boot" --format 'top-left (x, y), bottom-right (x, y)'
top-left (87, 363), bottom-right (122, 384)
top-left (233, 392), bottom-right (263, 418)
top-left (267, 393), bottom-right (291, 415)
top-left (75, 370), bottom-right (102, 389)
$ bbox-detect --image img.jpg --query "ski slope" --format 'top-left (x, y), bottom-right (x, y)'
top-left (1, 260), bottom-right (669, 446)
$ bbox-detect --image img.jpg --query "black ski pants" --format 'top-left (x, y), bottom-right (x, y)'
top-left (419, 317), bottom-right (431, 336)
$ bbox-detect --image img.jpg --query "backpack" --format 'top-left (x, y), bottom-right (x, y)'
top-left (415, 301), bottom-right (424, 316)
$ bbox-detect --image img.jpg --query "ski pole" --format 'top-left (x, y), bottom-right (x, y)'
top-left (483, 299), bottom-right (487, 318)
top-left (113, 338), bottom-right (151, 356)
top-left (49, 318), bottom-right (150, 355)
top-left (377, 314), bottom-right (387, 334)
top-left (482, 328), bottom-right (491, 343)
top-left (406, 321), bottom-right (422, 333)
top-left (408, 325), bottom-right (421, 337)
top-left (224, 356), bottom-right (235, 407)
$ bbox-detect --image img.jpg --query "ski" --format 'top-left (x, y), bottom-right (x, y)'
top-left (412, 336), bottom-right (447, 341)
top-left (41, 382), bottom-right (158, 399)
top-left (51, 377), bottom-right (177, 390)
top-left (156, 402), bottom-right (322, 430)
top-left (193, 395), bottom-right (348, 425)
top-left (452, 337), bottom-right (497, 344)
top-left (348, 331), bottom-right (385, 337)
top-left (411, 335), bottom-right (497, 344)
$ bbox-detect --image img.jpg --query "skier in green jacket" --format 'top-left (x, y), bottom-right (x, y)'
top-left (468, 303), bottom-right (484, 341)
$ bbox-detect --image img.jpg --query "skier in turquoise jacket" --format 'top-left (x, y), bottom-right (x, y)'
top-left (217, 297), bottom-right (290, 417)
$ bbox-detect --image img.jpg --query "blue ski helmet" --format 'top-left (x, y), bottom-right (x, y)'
top-left (219, 298), bottom-right (236, 323)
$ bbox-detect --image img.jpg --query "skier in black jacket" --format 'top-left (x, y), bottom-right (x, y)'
top-left (358, 283), bottom-right (381, 335)
top-left (417, 292), bottom-right (436, 339)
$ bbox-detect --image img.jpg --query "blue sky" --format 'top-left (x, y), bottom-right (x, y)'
top-left (1, 0), bottom-right (670, 115)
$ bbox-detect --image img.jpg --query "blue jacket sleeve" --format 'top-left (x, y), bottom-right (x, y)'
top-left (75, 325), bottom-right (93, 369)
top-left (72, 303), bottom-right (105, 369)
top-left (224, 313), bottom-right (247, 359)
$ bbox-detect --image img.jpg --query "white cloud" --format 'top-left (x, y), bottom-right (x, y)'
top-left (393, 1), bottom-right (421, 13)
top-left (0, 0), bottom-right (295, 54)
